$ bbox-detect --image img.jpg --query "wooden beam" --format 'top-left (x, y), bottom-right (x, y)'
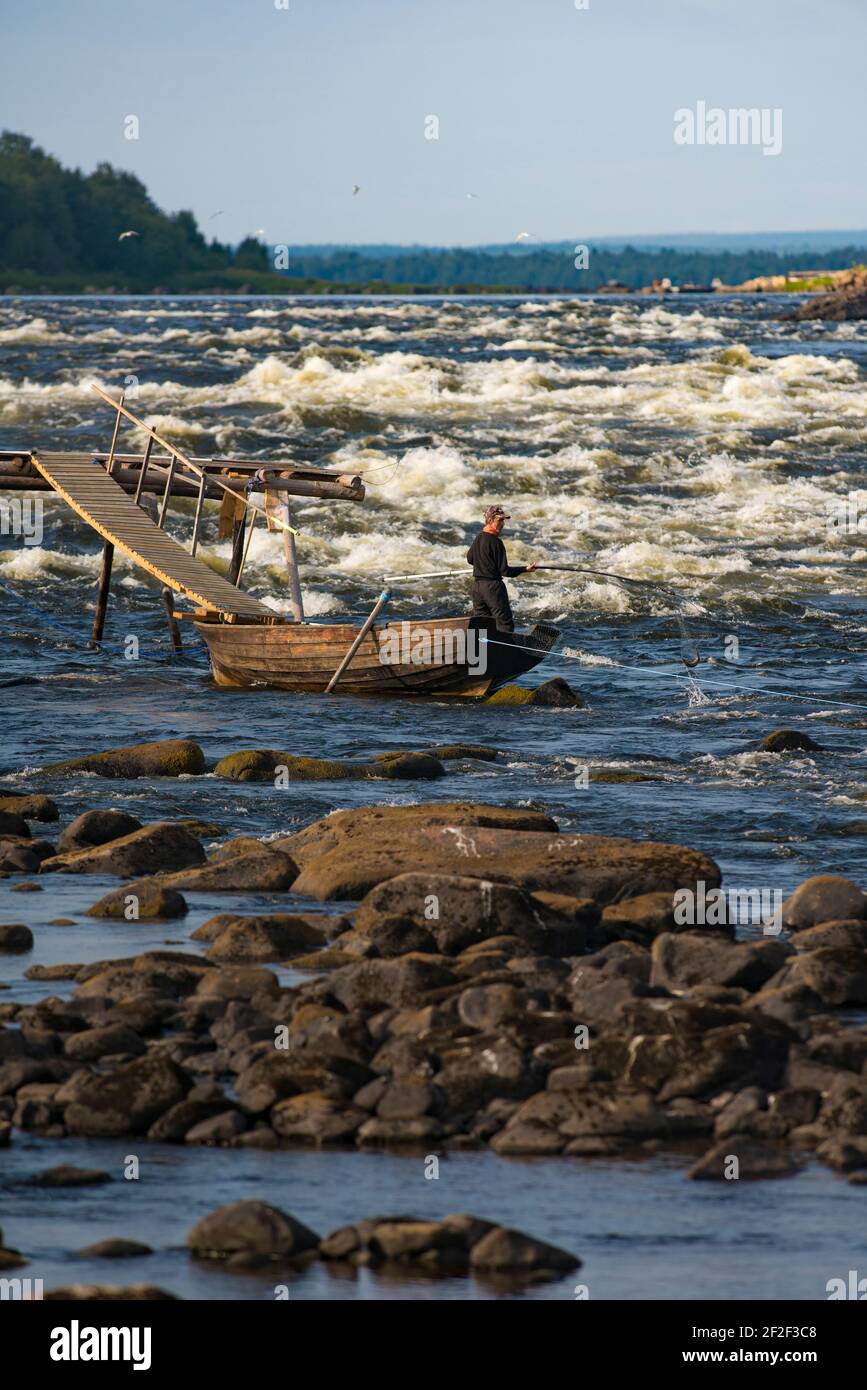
top-left (90, 540), bottom-right (114, 646)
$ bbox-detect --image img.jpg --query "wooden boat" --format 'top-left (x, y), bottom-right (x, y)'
top-left (6, 389), bottom-right (560, 699)
top-left (193, 613), bottom-right (561, 698)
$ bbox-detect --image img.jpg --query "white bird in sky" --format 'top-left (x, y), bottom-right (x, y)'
top-left (352, 184), bottom-right (360, 195)
top-left (252, 228), bottom-right (266, 237)
top-left (466, 192), bottom-right (479, 199)
top-left (117, 230), bottom-right (139, 241)
top-left (514, 231), bottom-right (539, 242)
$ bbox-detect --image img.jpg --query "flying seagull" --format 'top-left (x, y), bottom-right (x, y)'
top-left (352, 184), bottom-right (360, 195)
top-left (466, 192), bottom-right (479, 199)
top-left (514, 231), bottom-right (539, 243)
top-left (117, 230), bottom-right (139, 241)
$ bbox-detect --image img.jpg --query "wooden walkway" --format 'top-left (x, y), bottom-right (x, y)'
top-left (30, 452), bottom-right (273, 620)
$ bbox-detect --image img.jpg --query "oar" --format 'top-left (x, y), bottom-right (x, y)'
top-left (325, 587), bottom-right (391, 693)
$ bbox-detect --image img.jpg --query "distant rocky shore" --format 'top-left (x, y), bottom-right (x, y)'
top-left (3, 735), bottom-right (867, 1294)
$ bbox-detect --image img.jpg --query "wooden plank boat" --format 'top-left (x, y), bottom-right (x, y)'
top-left (11, 391), bottom-right (561, 699)
top-left (193, 614), bottom-right (561, 698)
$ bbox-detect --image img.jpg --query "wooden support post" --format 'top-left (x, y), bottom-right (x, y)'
top-left (90, 540), bottom-right (114, 646)
top-left (228, 511), bottom-right (246, 586)
top-left (282, 498), bottom-right (304, 622)
top-left (158, 455), bottom-right (176, 528)
top-left (106, 394), bottom-right (125, 476)
top-left (190, 473), bottom-right (207, 556)
top-left (237, 507), bottom-right (257, 586)
top-left (161, 587), bottom-right (183, 653)
top-left (326, 589), bottom-right (390, 693)
top-left (134, 435), bottom-right (154, 506)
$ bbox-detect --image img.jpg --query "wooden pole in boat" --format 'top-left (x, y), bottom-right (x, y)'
top-left (282, 498), bottom-right (304, 622)
top-left (325, 588), bottom-right (390, 694)
top-left (90, 540), bottom-right (114, 647)
top-left (228, 510), bottom-right (246, 586)
top-left (236, 508), bottom-right (257, 585)
top-left (190, 472), bottom-right (207, 557)
top-left (161, 587), bottom-right (183, 653)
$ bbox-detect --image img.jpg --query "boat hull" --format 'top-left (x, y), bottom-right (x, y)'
top-left (193, 615), bottom-right (559, 698)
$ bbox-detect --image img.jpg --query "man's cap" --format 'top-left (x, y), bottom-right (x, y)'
top-left (484, 505), bottom-right (511, 523)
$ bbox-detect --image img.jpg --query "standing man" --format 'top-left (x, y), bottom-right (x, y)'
top-left (466, 505), bottom-right (537, 634)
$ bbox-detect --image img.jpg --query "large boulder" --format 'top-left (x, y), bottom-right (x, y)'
top-left (289, 819), bottom-right (719, 905)
top-left (44, 739), bottom-right (205, 779)
top-left (57, 809), bottom-right (142, 853)
top-left (777, 947), bottom-right (867, 1006)
top-left (326, 957), bottom-right (459, 1011)
top-left (155, 841), bottom-right (296, 893)
top-left (650, 933), bottom-right (792, 992)
top-left (0, 810), bottom-right (30, 839)
top-left (354, 872), bottom-right (597, 955)
top-left (86, 881), bottom-right (188, 920)
top-left (469, 1225), bottom-right (580, 1273)
top-left (186, 1201), bottom-right (319, 1260)
top-left (40, 823), bottom-right (205, 878)
top-left (206, 915), bottom-right (327, 963)
top-left (492, 1084), bottom-right (670, 1154)
top-left (0, 793), bottom-right (59, 822)
top-left (781, 875), bottom-right (867, 930)
top-left (64, 1056), bottom-right (191, 1135)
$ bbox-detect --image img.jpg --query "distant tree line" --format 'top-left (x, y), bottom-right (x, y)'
top-left (1, 132), bottom-right (865, 294)
top-left (0, 132), bottom-right (274, 290)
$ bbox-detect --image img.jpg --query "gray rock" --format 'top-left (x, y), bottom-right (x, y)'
top-left (186, 1200), bottom-right (319, 1260)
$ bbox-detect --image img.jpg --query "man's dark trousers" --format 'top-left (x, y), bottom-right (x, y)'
top-left (472, 578), bottom-right (515, 633)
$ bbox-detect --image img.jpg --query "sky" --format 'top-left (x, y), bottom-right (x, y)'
top-left (2, 0), bottom-right (865, 247)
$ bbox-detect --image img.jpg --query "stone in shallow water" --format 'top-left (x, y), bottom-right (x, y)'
top-left (25, 1165), bottom-right (112, 1187)
top-left (186, 1200), bottom-right (320, 1260)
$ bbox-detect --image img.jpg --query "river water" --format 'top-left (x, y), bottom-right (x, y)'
top-left (1, 293), bottom-right (866, 1299)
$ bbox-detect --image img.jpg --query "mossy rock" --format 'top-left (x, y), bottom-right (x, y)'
top-left (424, 745), bottom-right (500, 762)
top-left (0, 794), bottom-right (59, 822)
top-left (589, 768), bottom-right (663, 784)
top-left (175, 819), bottom-right (224, 838)
top-left (44, 739), bottom-right (205, 779)
top-left (214, 749), bottom-right (369, 782)
top-left (373, 753), bottom-right (447, 780)
top-left (484, 684), bottom-right (534, 706)
top-left (290, 948), bottom-right (358, 971)
top-left (757, 729), bottom-right (822, 754)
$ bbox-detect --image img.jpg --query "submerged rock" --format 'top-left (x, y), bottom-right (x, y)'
top-left (25, 1165), bottom-right (112, 1187)
top-left (77, 1239), bottom-right (153, 1258)
top-left (485, 678), bottom-right (584, 708)
top-left (0, 924), bottom-right (33, 952)
top-left (757, 729), bottom-right (822, 753)
top-left (43, 1284), bottom-right (178, 1300)
top-left (688, 1138), bottom-right (801, 1180)
top-left (44, 738), bottom-right (205, 779)
top-left (214, 749), bottom-right (446, 782)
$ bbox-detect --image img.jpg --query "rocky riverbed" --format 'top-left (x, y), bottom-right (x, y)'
top-left (3, 737), bottom-right (867, 1298)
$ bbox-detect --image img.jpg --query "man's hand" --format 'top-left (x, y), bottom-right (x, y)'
top-left (525, 561), bottom-right (539, 572)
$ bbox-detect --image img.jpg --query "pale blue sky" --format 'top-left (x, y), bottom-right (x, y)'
top-left (2, 0), bottom-right (864, 245)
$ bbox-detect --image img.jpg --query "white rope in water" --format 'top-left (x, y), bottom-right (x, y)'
top-left (481, 636), bottom-right (867, 713)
